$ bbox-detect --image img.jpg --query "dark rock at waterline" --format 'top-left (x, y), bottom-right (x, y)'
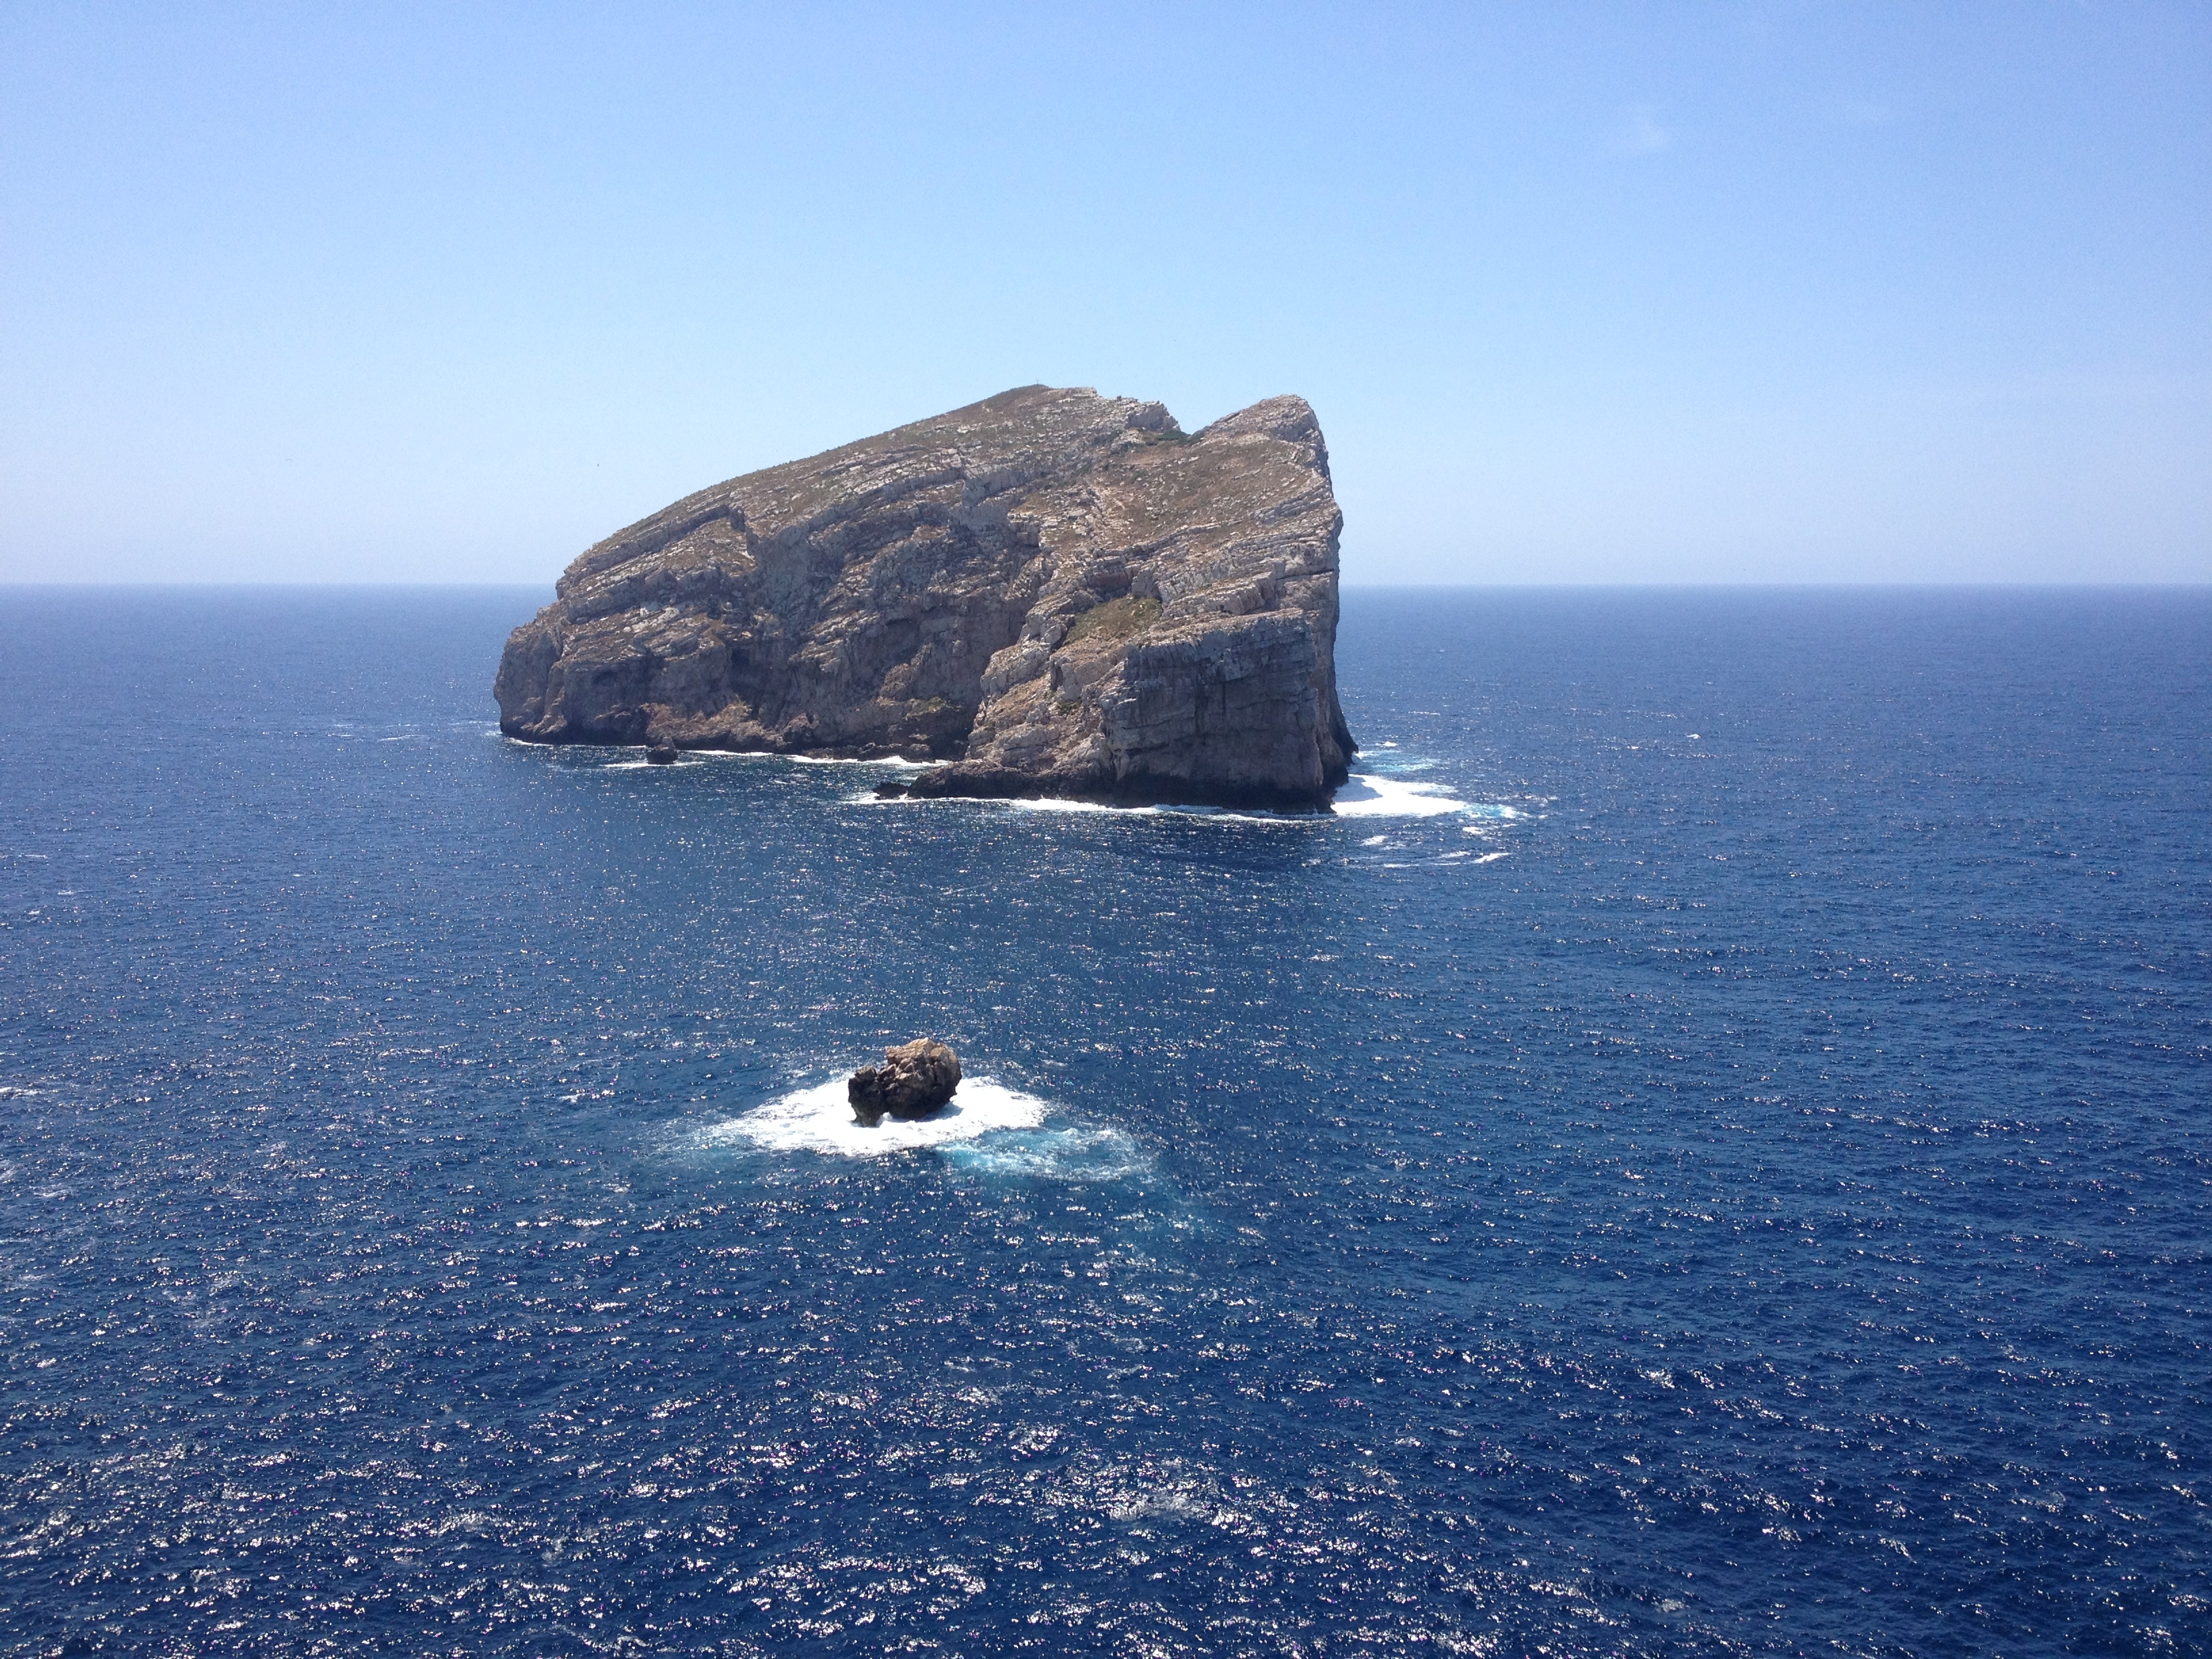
top-left (849, 1039), bottom-right (962, 1127)
top-left (646, 743), bottom-right (679, 764)
top-left (876, 769), bottom-right (1334, 813)
top-left (493, 384), bottom-right (1355, 809)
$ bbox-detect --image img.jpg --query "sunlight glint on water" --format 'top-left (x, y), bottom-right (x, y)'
top-left (0, 586), bottom-right (2206, 1658)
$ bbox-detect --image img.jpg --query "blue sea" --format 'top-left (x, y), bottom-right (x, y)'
top-left (1, 586), bottom-right (2207, 1658)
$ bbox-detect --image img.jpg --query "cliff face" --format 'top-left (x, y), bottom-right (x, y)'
top-left (494, 385), bottom-right (1356, 808)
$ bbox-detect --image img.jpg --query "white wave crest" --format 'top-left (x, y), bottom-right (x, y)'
top-left (1003, 798), bottom-right (1315, 825)
top-left (670, 749), bottom-right (935, 770)
top-left (865, 777), bottom-right (1523, 825)
top-left (1332, 774), bottom-right (1471, 817)
top-left (780, 752), bottom-right (935, 769)
top-left (1004, 796), bottom-right (1137, 814)
top-left (699, 1076), bottom-right (1047, 1158)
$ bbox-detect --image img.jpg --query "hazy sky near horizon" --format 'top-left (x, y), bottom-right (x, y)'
top-left (3, 2), bottom-right (2207, 586)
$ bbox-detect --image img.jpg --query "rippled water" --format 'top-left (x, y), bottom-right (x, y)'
top-left (1, 586), bottom-right (2207, 1657)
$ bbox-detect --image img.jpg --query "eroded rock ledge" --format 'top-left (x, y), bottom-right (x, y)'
top-left (494, 385), bottom-right (1356, 808)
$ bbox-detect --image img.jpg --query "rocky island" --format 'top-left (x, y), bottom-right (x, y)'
top-left (494, 385), bottom-right (1356, 809)
top-left (848, 1039), bottom-right (963, 1128)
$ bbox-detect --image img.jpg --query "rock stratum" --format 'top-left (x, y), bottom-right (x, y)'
top-left (495, 385), bottom-right (1356, 809)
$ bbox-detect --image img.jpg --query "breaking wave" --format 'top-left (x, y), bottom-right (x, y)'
top-left (880, 773), bottom-right (1517, 825)
top-left (699, 1076), bottom-right (1048, 1159)
top-left (1332, 773), bottom-right (1476, 817)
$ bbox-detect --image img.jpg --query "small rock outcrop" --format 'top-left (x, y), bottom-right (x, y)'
top-left (849, 1040), bottom-right (963, 1127)
top-left (494, 385), bottom-right (1355, 809)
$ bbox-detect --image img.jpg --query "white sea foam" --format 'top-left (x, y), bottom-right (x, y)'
top-left (699, 1076), bottom-right (1047, 1158)
top-left (592, 747), bottom-right (939, 773)
top-left (1002, 798), bottom-right (1319, 825)
top-left (1004, 796), bottom-right (1139, 815)
top-left (977, 779), bottom-right (1483, 823)
top-left (780, 752), bottom-right (935, 769)
top-left (940, 1122), bottom-right (1152, 1183)
top-left (867, 773), bottom-right (1520, 825)
top-left (1361, 754), bottom-right (1437, 775)
top-left (1332, 774), bottom-right (1470, 817)
top-left (659, 749), bottom-right (935, 770)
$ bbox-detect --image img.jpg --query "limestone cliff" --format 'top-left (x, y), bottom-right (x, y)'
top-left (493, 385), bottom-right (1356, 809)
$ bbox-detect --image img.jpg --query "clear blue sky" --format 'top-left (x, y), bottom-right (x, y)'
top-left (3, 2), bottom-right (2206, 584)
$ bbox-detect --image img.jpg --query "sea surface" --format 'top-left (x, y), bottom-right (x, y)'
top-left (1, 585), bottom-right (2207, 1658)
